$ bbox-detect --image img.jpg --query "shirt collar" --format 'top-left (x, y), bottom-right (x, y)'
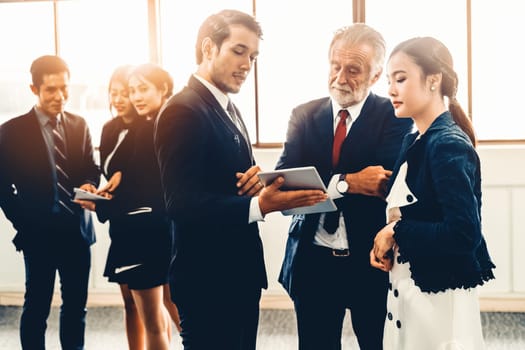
top-left (330, 92), bottom-right (369, 121)
top-left (193, 74), bottom-right (230, 110)
top-left (34, 106), bottom-right (63, 128)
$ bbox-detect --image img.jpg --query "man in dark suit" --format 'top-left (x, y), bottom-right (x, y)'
top-left (154, 9), bottom-right (327, 350)
top-left (276, 24), bottom-right (414, 350)
top-left (0, 55), bottom-right (99, 350)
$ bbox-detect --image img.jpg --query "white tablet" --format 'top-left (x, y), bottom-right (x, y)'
top-left (257, 166), bottom-right (337, 215)
top-left (73, 188), bottom-right (111, 201)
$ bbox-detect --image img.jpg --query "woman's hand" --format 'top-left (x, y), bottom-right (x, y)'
top-left (74, 199), bottom-right (96, 211)
top-left (79, 182), bottom-right (97, 193)
top-left (97, 171), bottom-right (122, 197)
top-left (370, 221), bottom-right (397, 272)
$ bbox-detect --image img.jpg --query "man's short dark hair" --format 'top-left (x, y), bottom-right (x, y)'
top-left (195, 9), bottom-right (263, 64)
top-left (30, 55), bottom-right (70, 88)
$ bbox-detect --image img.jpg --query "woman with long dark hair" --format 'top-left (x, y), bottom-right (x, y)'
top-left (370, 37), bottom-right (495, 349)
top-left (77, 64), bottom-right (179, 349)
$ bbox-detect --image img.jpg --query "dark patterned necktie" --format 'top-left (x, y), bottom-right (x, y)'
top-left (49, 118), bottom-right (75, 215)
top-left (227, 100), bottom-right (249, 141)
top-left (324, 109), bottom-right (350, 234)
top-left (227, 100), bottom-right (254, 163)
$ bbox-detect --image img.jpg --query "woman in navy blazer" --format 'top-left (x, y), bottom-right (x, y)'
top-left (78, 64), bottom-right (179, 349)
top-left (371, 37), bottom-right (495, 349)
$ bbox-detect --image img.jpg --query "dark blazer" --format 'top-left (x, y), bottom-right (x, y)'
top-left (97, 116), bottom-right (172, 276)
top-left (389, 111), bottom-right (495, 293)
top-left (0, 108), bottom-right (99, 250)
top-left (276, 94), bottom-right (413, 298)
top-left (154, 76), bottom-right (267, 301)
top-left (98, 116), bottom-right (166, 219)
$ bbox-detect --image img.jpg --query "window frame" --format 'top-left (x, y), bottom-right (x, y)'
top-left (2, 0), bottom-right (523, 145)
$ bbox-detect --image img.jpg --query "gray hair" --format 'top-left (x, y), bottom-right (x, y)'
top-left (330, 23), bottom-right (386, 75)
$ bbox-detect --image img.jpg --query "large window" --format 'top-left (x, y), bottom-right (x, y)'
top-left (471, 0), bottom-right (525, 141)
top-left (255, 0), bottom-right (354, 144)
top-left (56, 0), bottom-right (149, 145)
top-left (0, 0), bottom-right (523, 145)
top-left (0, 2), bottom-right (55, 125)
top-left (161, 0), bottom-right (352, 144)
top-left (0, 0), bottom-right (149, 147)
top-left (367, 0), bottom-right (468, 110)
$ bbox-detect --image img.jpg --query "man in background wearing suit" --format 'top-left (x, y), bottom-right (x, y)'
top-left (154, 9), bottom-right (327, 350)
top-left (276, 24), bottom-right (413, 350)
top-left (0, 55), bottom-right (99, 350)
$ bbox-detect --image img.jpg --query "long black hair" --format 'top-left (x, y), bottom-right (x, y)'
top-left (390, 37), bottom-right (476, 146)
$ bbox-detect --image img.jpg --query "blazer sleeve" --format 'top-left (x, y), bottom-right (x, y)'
top-left (0, 124), bottom-right (24, 231)
top-left (276, 108), bottom-right (307, 170)
top-left (394, 137), bottom-right (483, 256)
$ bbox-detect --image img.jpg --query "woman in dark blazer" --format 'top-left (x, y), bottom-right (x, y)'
top-left (370, 37), bottom-right (495, 349)
top-left (78, 64), bottom-right (179, 349)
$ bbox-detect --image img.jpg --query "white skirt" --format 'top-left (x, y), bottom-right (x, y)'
top-left (383, 249), bottom-right (486, 350)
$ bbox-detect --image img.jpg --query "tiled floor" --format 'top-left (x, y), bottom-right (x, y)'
top-left (1, 306), bottom-right (524, 349)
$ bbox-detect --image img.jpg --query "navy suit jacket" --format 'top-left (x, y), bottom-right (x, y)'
top-left (388, 112), bottom-right (495, 292)
top-left (276, 93), bottom-right (413, 298)
top-left (0, 108), bottom-right (99, 250)
top-left (154, 76), bottom-right (267, 301)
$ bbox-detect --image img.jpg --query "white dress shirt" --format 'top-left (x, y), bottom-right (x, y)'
top-left (313, 95), bottom-right (368, 250)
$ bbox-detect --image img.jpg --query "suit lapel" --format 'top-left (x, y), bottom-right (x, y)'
top-left (25, 109), bottom-right (54, 183)
top-left (188, 76), bottom-right (238, 133)
top-left (339, 94), bottom-right (376, 162)
top-left (187, 76), bottom-right (254, 164)
top-left (322, 94), bottom-right (379, 172)
top-left (61, 112), bottom-right (72, 158)
top-left (311, 99), bottom-right (335, 171)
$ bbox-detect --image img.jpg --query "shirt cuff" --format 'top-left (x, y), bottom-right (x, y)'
top-left (327, 174), bottom-right (344, 199)
top-left (249, 196), bottom-right (264, 223)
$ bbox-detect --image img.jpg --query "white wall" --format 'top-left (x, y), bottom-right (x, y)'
top-left (0, 146), bottom-right (523, 301)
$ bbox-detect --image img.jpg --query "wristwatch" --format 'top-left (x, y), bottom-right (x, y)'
top-left (336, 173), bottom-right (349, 194)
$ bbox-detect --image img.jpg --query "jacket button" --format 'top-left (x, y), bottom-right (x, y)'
top-left (387, 312), bottom-right (393, 320)
top-left (397, 256), bottom-right (402, 264)
top-left (406, 194), bottom-right (413, 202)
top-left (388, 282), bottom-right (392, 290)
top-left (394, 289), bottom-right (399, 297)
top-left (396, 320), bottom-right (402, 329)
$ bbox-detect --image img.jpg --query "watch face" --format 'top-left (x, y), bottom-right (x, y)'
top-left (337, 180), bottom-right (348, 193)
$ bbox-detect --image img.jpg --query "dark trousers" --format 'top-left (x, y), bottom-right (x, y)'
top-left (20, 216), bottom-right (91, 350)
top-left (177, 287), bottom-right (262, 350)
top-left (293, 244), bottom-right (388, 350)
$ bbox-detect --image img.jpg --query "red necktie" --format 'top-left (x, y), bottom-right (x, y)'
top-left (332, 109), bottom-right (349, 168)
top-left (324, 109), bottom-right (350, 234)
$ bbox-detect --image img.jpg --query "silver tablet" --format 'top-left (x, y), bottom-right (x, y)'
top-left (73, 188), bottom-right (110, 201)
top-left (257, 166), bottom-right (337, 215)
